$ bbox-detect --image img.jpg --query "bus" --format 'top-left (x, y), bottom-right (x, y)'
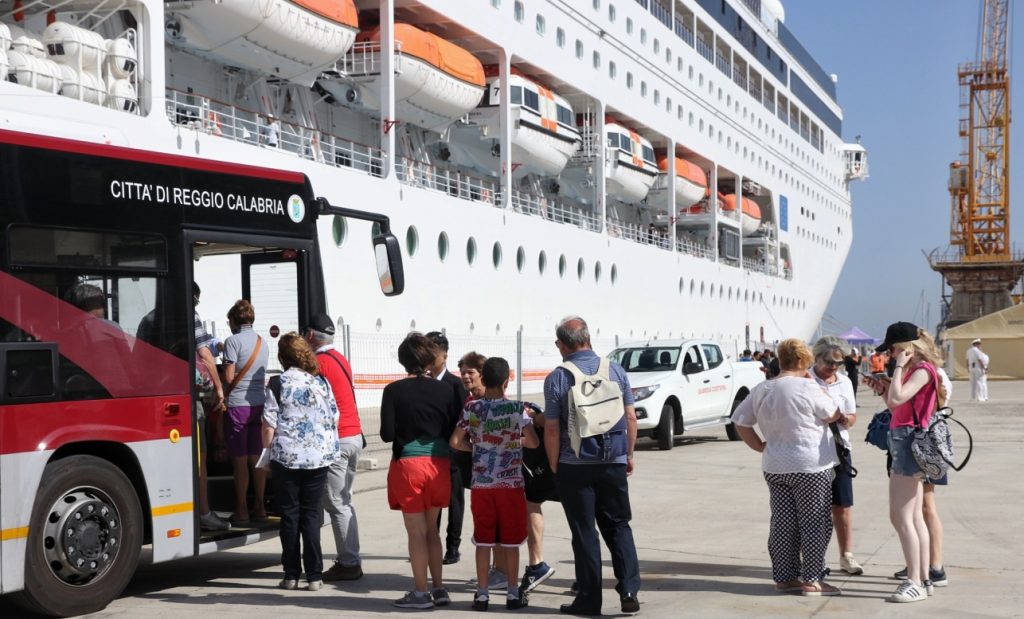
top-left (0, 129), bottom-right (404, 617)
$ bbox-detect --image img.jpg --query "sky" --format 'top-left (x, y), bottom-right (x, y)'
top-left (782, 0), bottom-right (1024, 340)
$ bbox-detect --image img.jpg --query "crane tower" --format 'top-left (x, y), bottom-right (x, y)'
top-left (931, 0), bottom-right (1022, 327)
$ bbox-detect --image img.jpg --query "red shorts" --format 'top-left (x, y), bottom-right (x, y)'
top-left (387, 456), bottom-right (451, 513)
top-left (471, 487), bottom-right (527, 547)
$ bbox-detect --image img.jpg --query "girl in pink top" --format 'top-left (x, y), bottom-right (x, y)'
top-left (875, 322), bottom-right (947, 603)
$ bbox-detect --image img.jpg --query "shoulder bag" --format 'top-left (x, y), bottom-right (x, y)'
top-left (224, 335), bottom-right (263, 400)
top-left (910, 370), bottom-right (973, 478)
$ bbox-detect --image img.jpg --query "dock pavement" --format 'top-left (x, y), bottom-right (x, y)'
top-left (1, 380), bottom-right (1019, 618)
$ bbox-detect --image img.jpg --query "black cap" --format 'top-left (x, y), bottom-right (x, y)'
top-left (306, 313), bottom-right (336, 336)
top-left (876, 321), bottom-right (919, 352)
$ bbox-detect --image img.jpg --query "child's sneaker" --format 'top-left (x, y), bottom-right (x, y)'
top-left (930, 566), bottom-right (948, 587)
top-left (520, 562), bottom-right (555, 593)
top-left (487, 567), bottom-right (508, 591)
top-left (431, 587), bottom-right (451, 607)
top-left (888, 580), bottom-right (927, 603)
top-left (840, 552), bottom-right (863, 575)
top-left (473, 591), bottom-right (490, 611)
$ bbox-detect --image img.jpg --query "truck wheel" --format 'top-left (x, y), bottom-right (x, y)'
top-left (12, 455), bottom-right (143, 617)
top-left (656, 404), bottom-right (675, 450)
top-left (726, 398), bottom-right (743, 441)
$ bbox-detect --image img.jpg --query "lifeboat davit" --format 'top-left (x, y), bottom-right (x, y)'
top-left (719, 193), bottom-right (763, 236)
top-left (656, 155), bottom-right (708, 208)
top-left (449, 71), bottom-right (581, 179)
top-left (165, 0), bottom-right (359, 86)
top-left (604, 123), bottom-right (658, 204)
top-left (321, 24), bottom-right (485, 132)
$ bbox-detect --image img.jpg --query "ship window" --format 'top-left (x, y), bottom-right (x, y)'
top-left (466, 236), bottom-right (477, 265)
top-left (595, 261), bottom-right (602, 283)
top-left (536, 15), bottom-right (546, 35)
top-left (592, 0), bottom-right (600, 9)
top-left (626, 72), bottom-right (634, 89)
top-left (654, 90), bottom-right (660, 105)
top-left (438, 231), bottom-right (449, 262)
top-left (523, 89), bottom-right (539, 111)
top-left (653, 38), bottom-right (660, 54)
top-left (575, 40), bottom-right (584, 59)
top-left (491, 0), bottom-right (500, 6)
top-left (558, 254), bottom-right (567, 278)
top-left (514, 1), bottom-right (524, 22)
top-left (642, 146), bottom-right (655, 163)
top-left (539, 250), bottom-right (547, 274)
top-left (557, 105), bottom-right (573, 126)
top-left (593, 51), bottom-right (601, 69)
top-left (626, 17), bottom-right (633, 34)
top-left (620, 134), bottom-right (632, 152)
top-left (608, 134), bottom-right (619, 149)
top-left (640, 28), bottom-right (647, 45)
top-left (640, 81), bottom-right (647, 97)
top-left (577, 258), bottom-right (585, 281)
top-left (492, 242), bottom-right (503, 268)
top-left (609, 61), bottom-right (617, 79)
top-left (666, 48), bottom-right (671, 64)
top-left (510, 85), bottom-right (523, 105)
top-left (609, 4), bottom-right (616, 21)
top-left (556, 27), bottom-right (565, 47)
top-left (516, 246), bottom-right (526, 272)
top-left (405, 225), bottom-right (418, 257)
top-left (611, 264), bottom-right (618, 285)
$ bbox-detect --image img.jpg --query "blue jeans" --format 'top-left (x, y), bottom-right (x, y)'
top-left (557, 463), bottom-right (641, 609)
top-left (272, 462), bottom-right (329, 581)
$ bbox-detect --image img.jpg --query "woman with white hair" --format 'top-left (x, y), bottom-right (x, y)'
top-left (810, 336), bottom-right (861, 577)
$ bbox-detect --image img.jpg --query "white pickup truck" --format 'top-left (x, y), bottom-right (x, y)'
top-left (608, 339), bottom-right (766, 450)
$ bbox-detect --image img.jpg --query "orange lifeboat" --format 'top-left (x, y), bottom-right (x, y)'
top-left (330, 24), bottom-right (485, 130)
top-left (656, 155), bottom-right (708, 208)
top-left (719, 193), bottom-right (763, 235)
top-left (165, 0), bottom-right (360, 86)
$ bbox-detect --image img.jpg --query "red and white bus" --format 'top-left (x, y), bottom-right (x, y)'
top-left (0, 129), bottom-right (403, 616)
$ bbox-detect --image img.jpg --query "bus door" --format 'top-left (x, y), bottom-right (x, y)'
top-left (186, 231), bottom-right (317, 547)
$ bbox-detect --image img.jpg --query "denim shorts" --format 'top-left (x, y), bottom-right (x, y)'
top-left (888, 426), bottom-right (924, 479)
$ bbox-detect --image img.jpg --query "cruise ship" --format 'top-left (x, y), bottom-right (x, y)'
top-left (0, 0), bottom-right (868, 352)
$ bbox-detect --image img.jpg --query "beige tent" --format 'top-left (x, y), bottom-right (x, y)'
top-left (943, 302), bottom-right (1024, 380)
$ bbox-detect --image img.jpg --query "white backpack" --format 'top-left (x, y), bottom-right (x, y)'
top-left (561, 359), bottom-right (625, 457)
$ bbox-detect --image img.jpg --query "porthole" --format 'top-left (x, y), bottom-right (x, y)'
top-left (492, 241), bottom-right (502, 268)
top-left (535, 14), bottom-right (546, 35)
top-left (466, 236), bottom-right (477, 265)
top-left (700, 282), bottom-right (706, 296)
top-left (558, 254), bottom-right (567, 278)
top-left (514, 0), bottom-right (524, 22)
top-left (556, 27), bottom-right (565, 47)
top-left (375, 318), bottom-right (383, 332)
top-left (470, 321), bottom-right (476, 334)
top-left (516, 246), bottom-right (525, 272)
top-left (538, 250), bottom-right (548, 274)
top-left (690, 280), bottom-right (695, 294)
top-left (595, 261), bottom-right (602, 283)
top-left (409, 320), bottom-right (416, 330)
top-left (611, 263), bottom-right (618, 284)
top-left (577, 257), bottom-right (585, 281)
top-left (332, 215), bottom-right (348, 247)
top-left (405, 225), bottom-right (418, 256)
top-left (593, 51), bottom-right (601, 69)
top-left (609, 61), bottom-right (617, 79)
top-left (678, 277), bottom-right (684, 294)
top-left (437, 231), bottom-right (449, 262)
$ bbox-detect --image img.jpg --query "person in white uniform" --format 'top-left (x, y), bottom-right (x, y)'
top-left (966, 338), bottom-right (989, 402)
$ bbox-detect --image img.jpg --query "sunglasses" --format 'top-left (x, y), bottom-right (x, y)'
top-left (821, 359), bottom-right (843, 367)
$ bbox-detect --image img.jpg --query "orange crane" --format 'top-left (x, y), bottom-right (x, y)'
top-left (932, 0), bottom-right (1020, 327)
top-left (949, 0), bottom-right (1011, 260)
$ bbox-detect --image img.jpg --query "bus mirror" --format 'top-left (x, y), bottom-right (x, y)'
top-left (373, 234), bottom-right (405, 296)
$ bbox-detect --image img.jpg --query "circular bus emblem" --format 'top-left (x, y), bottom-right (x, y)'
top-left (287, 195), bottom-right (305, 223)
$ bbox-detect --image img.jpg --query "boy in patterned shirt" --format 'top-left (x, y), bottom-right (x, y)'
top-left (450, 357), bottom-right (539, 611)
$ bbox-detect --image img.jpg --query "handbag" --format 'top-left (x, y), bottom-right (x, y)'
top-left (909, 370), bottom-right (973, 478)
top-left (864, 409), bottom-right (892, 451)
top-left (829, 422), bottom-right (858, 478)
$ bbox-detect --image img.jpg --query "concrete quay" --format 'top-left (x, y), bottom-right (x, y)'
top-left (1, 380), bottom-right (1019, 618)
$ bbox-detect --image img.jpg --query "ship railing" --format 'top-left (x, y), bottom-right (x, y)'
top-left (790, 114), bottom-right (800, 133)
top-left (676, 237), bottom-right (715, 261)
top-left (649, 0), bottom-right (672, 28)
top-left (743, 257), bottom-right (773, 274)
top-left (606, 218), bottom-right (671, 251)
top-left (733, 70), bottom-right (748, 91)
top-left (749, 83), bottom-right (762, 104)
top-left (762, 91), bottom-right (775, 113)
top-left (674, 17), bottom-right (694, 47)
top-left (509, 190), bottom-right (601, 232)
top-left (336, 40), bottom-right (406, 77)
top-left (165, 88), bottom-right (385, 177)
top-left (777, 106), bottom-right (789, 126)
top-left (695, 37), bottom-right (714, 64)
top-left (395, 157), bottom-right (500, 206)
top-left (715, 51), bottom-right (731, 76)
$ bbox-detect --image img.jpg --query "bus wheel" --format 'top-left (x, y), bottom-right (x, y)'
top-left (13, 455), bottom-right (143, 618)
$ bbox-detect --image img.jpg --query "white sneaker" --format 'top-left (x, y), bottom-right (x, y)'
top-left (840, 552), bottom-right (864, 576)
top-left (888, 580), bottom-right (927, 603)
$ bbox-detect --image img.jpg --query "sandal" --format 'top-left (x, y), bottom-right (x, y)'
top-left (801, 582), bottom-right (841, 597)
top-left (775, 580), bottom-right (803, 593)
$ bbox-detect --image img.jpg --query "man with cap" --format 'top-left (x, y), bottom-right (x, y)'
top-left (304, 313), bottom-right (364, 580)
top-left (966, 338), bottom-right (989, 402)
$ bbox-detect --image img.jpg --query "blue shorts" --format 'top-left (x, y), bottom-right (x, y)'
top-left (888, 426), bottom-right (924, 479)
top-left (832, 460), bottom-right (855, 507)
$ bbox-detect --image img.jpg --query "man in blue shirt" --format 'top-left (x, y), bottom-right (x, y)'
top-left (543, 316), bottom-right (640, 615)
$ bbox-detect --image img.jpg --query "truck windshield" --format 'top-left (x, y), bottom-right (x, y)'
top-left (609, 347), bottom-right (681, 372)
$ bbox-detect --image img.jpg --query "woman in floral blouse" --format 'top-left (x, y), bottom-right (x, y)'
top-left (262, 333), bottom-right (341, 591)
